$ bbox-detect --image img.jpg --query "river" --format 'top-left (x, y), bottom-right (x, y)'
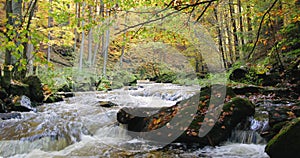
top-left (0, 83), bottom-right (269, 157)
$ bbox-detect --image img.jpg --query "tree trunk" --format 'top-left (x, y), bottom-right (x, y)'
top-left (87, 5), bottom-right (93, 67)
top-left (74, 2), bottom-right (79, 53)
top-left (5, 0), bottom-right (23, 80)
top-left (229, 0), bottom-right (239, 60)
top-left (214, 7), bottom-right (226, 69)
top-left (47, 0), bottom-right (53, 62)
top-left (120, 12), bottom-right (128, 68)
top-left (5, 0), bottom-right (22, 66)
top-left (26, 37), bottom-right (34, 75)
top-left (237, 0), bottom-right (245, 57)
top-left (79, 2), bottom-right (86, 71)
top-left (92, 0), bottom-right (104, 66)
top-left (102, 9), bottom-right (110, 77)
top-left (246, 5), bottom-right (253, 44)
top-left (225, 13), bottom-right (234, 65)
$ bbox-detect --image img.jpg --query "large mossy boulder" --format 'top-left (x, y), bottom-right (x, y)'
top-left (175, 97), bottom-right (255, 146)
top-left (117, 90), bottom-right (255, 147)
top-left (9, 82), bottom-right (30, 97)
top-left (229, 68), bottom-right (248, 82)
top-left (23, 75), bottom-right (44, 102)
top-left (265, 117), bottom-right (300, 158)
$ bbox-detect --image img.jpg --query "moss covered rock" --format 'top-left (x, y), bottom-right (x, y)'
top-left (175, 97), bottom-right (255, 146)
top-left (117, 90), bottom-right (255, 147)
top-left (23, 75), bottom-right (44, 102)
top-left (265, 117), bottom-right (300, 158)
top-left (9, 82), bottom-right (30, 97)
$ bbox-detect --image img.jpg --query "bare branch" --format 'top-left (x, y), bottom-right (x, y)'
top-left (195, 0), bottom-right (214, 22)
top-left (114, 0), bottom-right (217, 35)
top-left (22, 0), bottom-right (34, 24)
top-left (26, 0), bottom-right (38, 31)
top-left (247, 0), bottom-right (279, 59)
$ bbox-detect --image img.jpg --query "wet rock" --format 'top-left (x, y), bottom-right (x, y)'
top-left (9, 82), bottom-right (30, 97)
top-left (265, 117), bottom-right (300, 158)
top-left (117, 91), bottom-right (255, 147)
top-left (23, 75), bottom-right (44, 102)
top-left (57, 84), bottom-right (72, 92)
top-left (232, 85), bottom-right (263, 95)
top-left (98, 101), bottom-right (118, 108)
top-left (261, 102), bottom-right (300, 141)
top-left (229, 68), bottom-right (248, 81)
top-left (262, 87), bottom-right (293, 99)
top-left (9, 95), bottom-right (35, 112)
top-left (0, 113), bottom-right (21, 120)
top-left (128, 87), bottom-right (138, 90)
top-left (259, 72), bottom-right (281, 86)
top-left (176, 97), bottom-right (255, 146)
top-left (56, 92), bottom-right (75, 98)
top-left (138, 85), bottom-right (144, 88)
top-left (117, 108), bottom-right (149, 132)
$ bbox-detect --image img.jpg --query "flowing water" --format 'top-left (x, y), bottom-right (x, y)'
top-left (0, 83), bottom-right (269, 158)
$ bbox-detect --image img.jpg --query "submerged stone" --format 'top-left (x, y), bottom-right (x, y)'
top-left (98, 101), bottom-right (118, 108)
top-left (0, 113), bottom-right (21, 120)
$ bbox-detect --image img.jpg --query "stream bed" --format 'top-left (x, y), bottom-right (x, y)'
top-left (0, 83), bottom-right (269, 157)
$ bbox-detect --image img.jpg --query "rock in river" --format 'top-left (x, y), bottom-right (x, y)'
top-left (117, 91), bottom-right (255, 147)
top-left (265, 117), bottom-right (300, 158)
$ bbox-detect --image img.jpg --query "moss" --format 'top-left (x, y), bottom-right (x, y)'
top-left (200, 85), bottom-right (236, 99)
top-left (156, 73), bottom-right (177, 83)
top-left (110, 81), bottom-right (124, 90)
top-left (223, 97), bottom-right (255, 113)
top-left (265, 117), bottom-right (300, 158)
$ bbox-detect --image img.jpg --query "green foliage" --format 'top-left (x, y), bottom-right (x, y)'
top-left (38, 67), bottom-right (74, 92)
top-left (228, 62), bottom-right (268, 85)
top-left (107, 70), bottom-right (136, 86)
top-left (173, 77), bottom-right (199, 86)
top-left (38, 67), bottom-right (99, 92)
top-left (97, 76), bottom-right (111, 91)
top-left (198, 73), bottom-right (227, 87)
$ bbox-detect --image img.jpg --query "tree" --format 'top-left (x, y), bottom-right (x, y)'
top-left (229, 0), bottom-right (239, 60)
top-left (78, 2), bottom-right (86, 71)
top-left (102, 9), bottom-right (110, 77)
top-left (1, 0), bottom-right (38, 83)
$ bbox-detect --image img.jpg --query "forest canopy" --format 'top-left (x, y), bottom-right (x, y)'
top-left (0, 0), bottom-right (299, 89)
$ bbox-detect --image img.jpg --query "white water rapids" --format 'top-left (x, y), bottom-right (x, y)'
top-left (0, 83), bottom-right (269, 157)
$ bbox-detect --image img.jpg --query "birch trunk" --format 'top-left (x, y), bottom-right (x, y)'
top-left (102, 9), bottom-right (110, 77)
top-left (79, 2), bottom-right (86, 70)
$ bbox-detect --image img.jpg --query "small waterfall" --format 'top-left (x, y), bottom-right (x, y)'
top-left (131, 83), bottom-right (200, 102)
top-left (228, 117), bottom-right (268, 144)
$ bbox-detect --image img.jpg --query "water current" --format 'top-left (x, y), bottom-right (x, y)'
top-left (0, 83), bottom-right (269, 157)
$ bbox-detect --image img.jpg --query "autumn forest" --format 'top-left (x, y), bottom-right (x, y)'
top-left (0, 0), bottom-right (299, 157)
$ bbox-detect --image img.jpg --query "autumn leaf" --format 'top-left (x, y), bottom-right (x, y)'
top-left (287, 111), bottom-right (296, 118)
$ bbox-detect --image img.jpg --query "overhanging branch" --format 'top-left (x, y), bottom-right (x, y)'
top-left (246, 0), bottom-right (279, 59)
top-left (114, 0), bottom-right (217, 35)
top-left (195, 0), bottom-right (214, 22)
